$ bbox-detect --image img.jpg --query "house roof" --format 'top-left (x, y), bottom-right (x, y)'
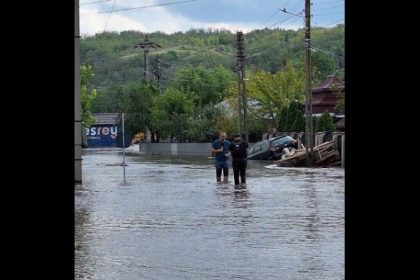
top-left (335, 117), bottom-right (345, 129)
top-left (312, 75), bottom-right (345, 92)
top-left (93, 113), bottom-right (120, 125)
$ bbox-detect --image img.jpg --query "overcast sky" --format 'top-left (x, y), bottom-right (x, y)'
top-left (80, 0), bottom-right (344, 36)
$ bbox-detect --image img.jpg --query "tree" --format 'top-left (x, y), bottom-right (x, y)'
top-left (80, 64), bottom-right (97, 128)
top-left (278, 100), bottom-right (306, 132)
top-left (311, 50), bottom-right (337, 83)
top-left (186, 103), bottom-right (227, 142)
top-left (80, 26), bottom-right (343, 95)
top-left (123, 82), bottom-right (158, 138)
top-left (334, 90), bottom-right (345, 114)
top-left (245, 63), bottom-right (305, 131)
top-left (172, 65), bottom-right (235, 107)
top-left (151, 88), bottom-right (194, 142)
top-left (315, 110), bottom-right (335, 132)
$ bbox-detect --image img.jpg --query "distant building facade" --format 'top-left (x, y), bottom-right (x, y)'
top-left (311, 74), bottom-right (345, 115)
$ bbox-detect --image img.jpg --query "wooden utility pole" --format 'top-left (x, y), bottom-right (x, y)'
top-left (236, 34), bottom-right (243, 138)
top-left (304, 0), bottom-right (314, 166)
top-left (154, 54), bottom-right (162, 94)
top-left (135, 35), bottom-right (161, 83)
top-left (236, 31), bottom-right (248, 143)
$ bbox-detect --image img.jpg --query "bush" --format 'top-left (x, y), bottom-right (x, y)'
top-left (315, 110), bottom-right (335, 132)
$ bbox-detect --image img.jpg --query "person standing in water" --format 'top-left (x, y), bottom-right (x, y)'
top-left (211, 132), bottom-right (230, 182)
top-left (229, 133), bottom-right (248, 188)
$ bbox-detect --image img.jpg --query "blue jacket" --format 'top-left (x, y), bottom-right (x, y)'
top-left (212, 139), bottom-right (230, 162)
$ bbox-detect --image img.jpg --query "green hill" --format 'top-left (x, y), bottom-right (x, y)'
top-left (81, 25), bottom-right (344, 91)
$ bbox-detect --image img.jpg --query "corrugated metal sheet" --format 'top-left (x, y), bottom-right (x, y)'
top-left (93, 113), bottom-right (119, 125)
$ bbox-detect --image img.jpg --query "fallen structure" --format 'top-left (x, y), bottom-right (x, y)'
top-left (276, 141), bottom-right (341, 167)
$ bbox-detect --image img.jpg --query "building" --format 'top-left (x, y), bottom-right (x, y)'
top-left (311, 75), bottom-right (345, 115)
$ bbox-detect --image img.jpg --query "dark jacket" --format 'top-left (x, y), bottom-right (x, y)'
top-left (229, 141), bottom-right (248, 159)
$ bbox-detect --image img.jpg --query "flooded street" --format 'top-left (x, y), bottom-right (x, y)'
top-left (75, 149), bottom-right (344, 279)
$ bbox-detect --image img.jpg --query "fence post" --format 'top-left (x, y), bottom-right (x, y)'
top-left (315, 131), bottom-right (326, 146)
top-left (297, 132), bottom-right (305, 149)
top-left (332, 131), bottom-right (341, 148)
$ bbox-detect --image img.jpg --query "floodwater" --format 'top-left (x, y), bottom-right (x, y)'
top-left (75, 149), bottom-right (344, 280)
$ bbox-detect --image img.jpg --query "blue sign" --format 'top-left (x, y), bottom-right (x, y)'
top-left (85, 125), bottom-right (118, 147)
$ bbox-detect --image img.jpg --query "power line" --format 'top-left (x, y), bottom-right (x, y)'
top-left (289, 0), bottom-right (304, 14)
top-left (325, 18), bottom-right (344, 26)
top-left (268, 14), bottom-right (297, 28)
top-left (260, 0), bottom-right (302, 29)
top-left (80, 0), bottom-right (113, 5)
top-left (314, 12), bottom-right (344, 17)
top-left (215, 49), bottom-right (235, 56)
top-left (316, 0), bottom-right (344, 4)
top-left (103, 0), bottom-right (117, 32)
top-left (82, 0), bottom-right (199, 15)
top-left (259, 10), bottom-right (280, 26)
top-left (287, 14), bottom-right (305, 26)
top-left (311, 47), bottom-right (344, 57)
top-left (160, 60), bottom-right (178, 66)
top-left (313, 4), bottom-right (344, 11)
top-left (279, 7), bottom-right (304, 19)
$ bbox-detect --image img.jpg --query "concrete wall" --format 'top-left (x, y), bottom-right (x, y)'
top-left (140, 136), bottom-right (345, 167)
top-left (141, 143), bottom-right (213, 156)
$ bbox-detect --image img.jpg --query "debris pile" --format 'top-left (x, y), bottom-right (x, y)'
top-left (276, 141), bottom-right (340, 167)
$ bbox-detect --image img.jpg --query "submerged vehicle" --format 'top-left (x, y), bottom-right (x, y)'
top-left (247, 135), bottom-right (297, 160)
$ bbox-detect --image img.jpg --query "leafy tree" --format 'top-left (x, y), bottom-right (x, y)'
top-left (186, 103), bottom-right (227, 142)
top-left (90, 84), bottom-right (127, 113)
top-left (80, 64), bottom-right (97, 127)
top-left (123, 83), bottom-right (158, 137)
top-left (151, 88), bottom-right (194, 142)
top-left (334, 90), bottom-right (345, 114)
top-left (315, 110), bottom-right (335, 132)
top-left (311, 50), bottom-right (337, 83)
top-left (278, 100), bottom-right (306, 132)
top-left (81, 26), bottom-right (343, 94)
top-left (172, 65), bottom-right (235, 107)
top-left (245, 62), bottom-right (305, 131)
top-left (79, 27), bottom-right (344, 141)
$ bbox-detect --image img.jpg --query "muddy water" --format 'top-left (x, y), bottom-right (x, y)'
top-left (75, 150), bottom-right (344, 279)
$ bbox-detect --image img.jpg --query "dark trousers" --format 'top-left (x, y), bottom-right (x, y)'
top-left (216, 166), bottom-right (229, 178)
top-left (232, 158), bottom-right (247, 185)
top-left (215, 160), bottom-right (229, 180)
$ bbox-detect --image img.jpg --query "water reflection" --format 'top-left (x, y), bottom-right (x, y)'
top-left (233, 189), bottom-right (249, 201)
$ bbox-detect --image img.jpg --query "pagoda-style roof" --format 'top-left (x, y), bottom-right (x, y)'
top-left (312, 75), bottom-right (345, 93)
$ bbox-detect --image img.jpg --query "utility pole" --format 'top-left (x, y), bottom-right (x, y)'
top-left (154, 54), bottom-right (162, 94)
top-left (304, 0), bottom-right (314, 166)
top-left (236, 31), bottom-right (248, 143)
top-left (75, 0), bottom-right (82, 183)
top-left (135, 35), bottom-right (161, 83)
top-left (236, 46), bottom-right (243, 138)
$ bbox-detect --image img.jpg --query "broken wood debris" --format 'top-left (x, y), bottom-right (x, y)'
top-left (275, 141), bottom-right (340, 167)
